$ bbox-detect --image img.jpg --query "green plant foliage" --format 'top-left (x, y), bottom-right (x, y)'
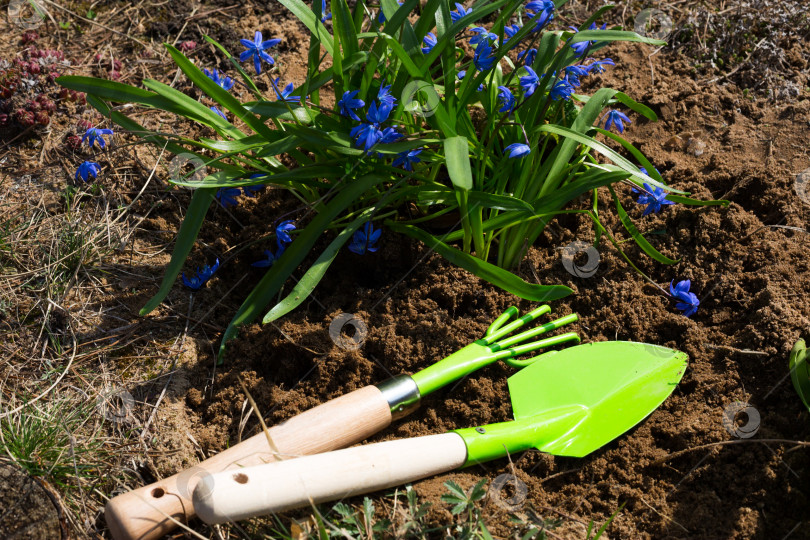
top-left (58, 0), bottom-right (727, 360)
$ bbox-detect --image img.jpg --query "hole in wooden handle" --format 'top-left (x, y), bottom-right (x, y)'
top-left (233, 473), bottom-right (248, 484)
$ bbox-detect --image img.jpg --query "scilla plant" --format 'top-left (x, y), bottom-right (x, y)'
top-left (58, 0), bottom-right (724, 359)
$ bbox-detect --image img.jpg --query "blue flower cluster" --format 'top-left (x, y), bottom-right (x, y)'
top-left (182, 258), bottom-right (220, 291)
top-left (346, 85), bottom-right (401, 151)
top-left (203, 68), bottom-right (234, 91)
top-left (670, 279), bottom-right (699, 317)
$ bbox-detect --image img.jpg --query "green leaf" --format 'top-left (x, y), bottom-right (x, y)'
top-left (243, 101), bottom-right (318, 124)
top-left (173, 166), bottom-right (336, 189)
top-left (418, 188), bottom-right (535, 213)
top-left (608, 186), bottom-right (678, 264)
top-left (441, 481), bottom-right (467, 502)
top-left (140, 188), bottom-right (216, 315)
top-left (444, 136), bottom-right (473, 191)
top-left (613, 91), bottom-right (657, 121)
top-left (386, 222), bottom-right (572, 302)
top-left (331, 0), bottom-right (358, 62)
top-left (790, 339), bottom-right (810, 413)
top-left (665, 194), bottom-right (730, 207)
top-left (569, 29), bottom-right (666, 48)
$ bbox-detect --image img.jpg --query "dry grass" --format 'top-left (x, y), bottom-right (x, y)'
top-left (0, 130), bottom-right (201, 536)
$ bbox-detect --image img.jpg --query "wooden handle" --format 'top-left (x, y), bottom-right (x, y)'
top-left (192, 432), bottom-right (468, 524)
top-left (105, 385), bottom-right (392, 540)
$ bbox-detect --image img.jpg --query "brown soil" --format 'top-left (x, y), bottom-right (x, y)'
top-left (1, 0), bottom-right (809, 538)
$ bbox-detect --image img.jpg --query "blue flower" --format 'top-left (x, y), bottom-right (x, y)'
top-left (635, 182), bottom-right (674, 216)
top-left (377, 1), bottom-right (403, 23)
top-left (504, 24), bottom-right (521, 45)
top-left (348, 222), bottom-right (382, 255)
top-left (75, 161), bottom-right (100, 182)
top-left (638, 166), bottom-right (661, 178)
top-left (451, 3), bottom-right (472, 23)
top-left (181, 258), bottom-right (220, 291)
top-left (216, 187), bottom-right (241, 207)
top-left (586, 57), bottom-right (615, 74)
top-left (565, 65), bottom-right (589, 87)
top-left (319, 0), bottom-right (332, 23)
top-left (242, 184), bottom-right (264, 197)
top-left (669, 279), bottom-right (699, 317)
top-left (497, 86), bottom-right (515, 113)
top-left (273, 79), bottom-right (300, 103)
top-left (517, 48), bottom-right (537, 66)
top-left (550, 78), bottom-right (574, 101)
top-left (379, 126), bottom-right (403, 144)
top-left (525, 0), bottom-right (554, 31)
top-left (338, 90), bottom-right (365, 121)
top-left (82, 127), bottom-right (113, 149)
top-left (473, 40), bottom-right (496, 71)
top-left (251, 249), bottom-right (280, 268)
top-left (350, 121), bottom-right (384, 151)
top-left (203, 68), bottom-right (235, 91)
top-left (210, 106), bottom-right (228, 120)
top-left (422, 32), bottom-right (437, 54)
top-left (276, 220), bottom-right (296, 248)
top-left (350, 100), bottom-right (393, 151)
top-left (378, 83), bottom-right (397, 116)
top-left (519, 66), bottom-right (540, 96)
top-left (603, 109), bottom-right (631, 133)
top-left (470, 27), bottom-right (497, 47)
top-left (392, 147), bottom-right (423, 171)
top-left (239, 31), bottom-right (281, 74)
top-left (505, 143), bottom-right (531, 158)
top-left (569, 23), bottom-right (606, 56)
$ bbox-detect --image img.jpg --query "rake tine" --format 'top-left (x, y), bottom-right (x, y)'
top-left (496, 332), bottom-right (582, 368)
top-left (485, 306), bottom-right (519, 337)
top-left (492, 313), bottom-right (579, 349)
top-left (483, 304), bottom-right (551, 344)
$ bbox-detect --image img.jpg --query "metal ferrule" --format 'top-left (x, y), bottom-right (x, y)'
top-left (375, 375), bottom-right (421, 421)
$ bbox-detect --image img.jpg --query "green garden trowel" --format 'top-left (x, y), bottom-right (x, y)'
top-left (192, 341), bottom-right (688, 524)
